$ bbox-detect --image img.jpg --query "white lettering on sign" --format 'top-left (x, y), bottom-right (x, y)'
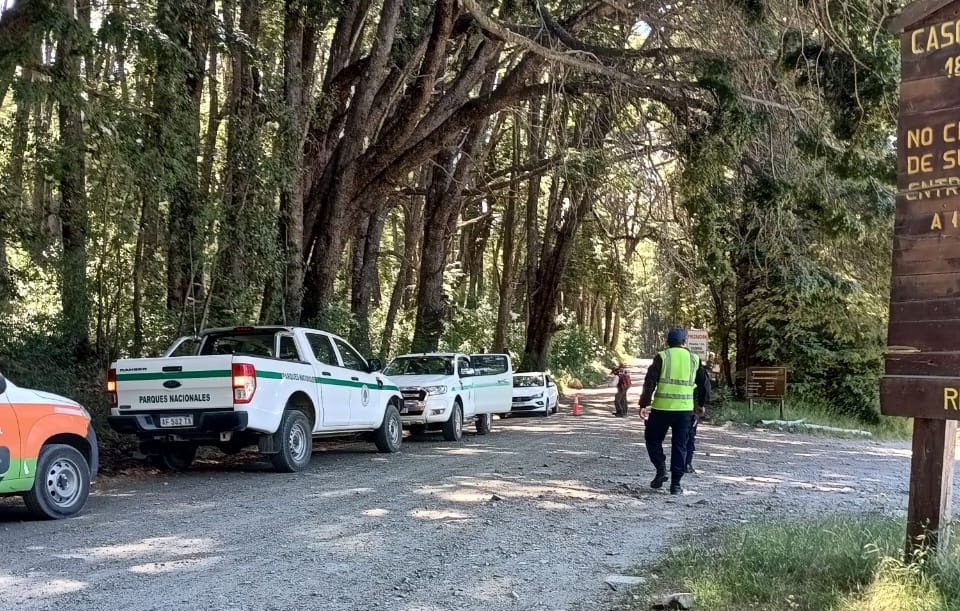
top-left (138, 393), bottom-right (212, 404)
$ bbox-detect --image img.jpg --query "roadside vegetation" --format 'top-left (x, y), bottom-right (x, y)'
top-left (622, 516), bottom-right (960, 611)
top-left (708, 389), bottom-right (913, 440)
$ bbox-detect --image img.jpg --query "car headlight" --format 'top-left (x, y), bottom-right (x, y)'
top-left (532, 392), bottom-right (543, 399)
top-left (423, 385), bottom-right (448, 396)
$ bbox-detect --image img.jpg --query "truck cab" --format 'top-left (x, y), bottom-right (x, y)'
top-left (382, 352), bottom-right (512, 441)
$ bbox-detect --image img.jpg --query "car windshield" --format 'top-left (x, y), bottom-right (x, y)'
top-left (513, 374), bottom-right (544, 388)
top-left (384, 356), bottom-right (455, 376)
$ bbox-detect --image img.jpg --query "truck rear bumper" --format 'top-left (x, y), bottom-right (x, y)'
top-left (108, 411), bottom-right (249, 436)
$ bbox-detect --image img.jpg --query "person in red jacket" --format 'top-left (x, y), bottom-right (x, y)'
top-left (611, 364), bottom-right (632, 416)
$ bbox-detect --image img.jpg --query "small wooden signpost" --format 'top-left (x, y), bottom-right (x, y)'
top-left (746, 367), bottom-right (787, 419)
top-left (884, 0), bottom-right (960, 557)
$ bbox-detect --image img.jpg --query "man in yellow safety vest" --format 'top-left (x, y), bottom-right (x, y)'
top-left (638, 328), bottom-right (710, 495)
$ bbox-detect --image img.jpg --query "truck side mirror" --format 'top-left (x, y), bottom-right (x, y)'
top-left (367, 358), bottom-right (383, 373)
top-left (460, 367), bottom-right (475, 377)
top-left (0, 374), bottom-right (6, 394)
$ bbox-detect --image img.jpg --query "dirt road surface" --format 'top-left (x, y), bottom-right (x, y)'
top-left (0, 365), bottom-right (937, 611)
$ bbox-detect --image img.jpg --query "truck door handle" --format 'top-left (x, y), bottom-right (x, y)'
top-left (162, 366), bottom-right (183, 372)
top-left (351, 376), bottom-right (359, 381)
top-left (321, 372), bottom-right (331, 377)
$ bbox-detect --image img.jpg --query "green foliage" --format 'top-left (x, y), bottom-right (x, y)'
top-left (303, 302), bottom-right (354, 340)
top-left (547, 325), bottom-right (616, 387)
top-left (440, 298), bottom-right (497, 355)
top-left (623, 516), bottom-right (960, 611)
top-left (0, 313), bottom-right (108, 424)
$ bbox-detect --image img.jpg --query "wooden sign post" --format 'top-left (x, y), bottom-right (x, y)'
top-left (746, 367), bottom-right (787, 419)
top-left (884, 0), bottom-right (960, 557)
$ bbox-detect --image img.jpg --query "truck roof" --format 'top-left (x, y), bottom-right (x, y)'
top-left (200, 326), bottom-right (296, 335)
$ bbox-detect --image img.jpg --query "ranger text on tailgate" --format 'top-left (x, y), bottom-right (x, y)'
top-left (107, 326), bottom-right (404, 472)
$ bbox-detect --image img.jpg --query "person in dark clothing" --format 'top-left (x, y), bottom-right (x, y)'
top-left (638, 328), bottom-right (710, 495)
top-left (684, 362), bottom-right (711, 473)
top-left (611, 363), bottom-right (631, 416)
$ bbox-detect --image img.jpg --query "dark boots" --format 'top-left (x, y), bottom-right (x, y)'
top-left (650, 469), bottom-right (668, 489)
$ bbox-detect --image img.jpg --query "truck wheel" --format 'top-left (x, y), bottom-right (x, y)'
top-left (150, 443), bottom-right (197, 471)
top-left (374, 406), bottom-right (403, 453)
top-left (23, 444), bottom-right (91, 519)
top-left (442, 401), bottom-right (463, 442)
top-left (476, 413), bottom-right (492, 435)
top-left (270, 410), bottom-right (312, 473)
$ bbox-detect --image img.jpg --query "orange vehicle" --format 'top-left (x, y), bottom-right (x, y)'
top-left (0, 373), bottom-right (98, 518)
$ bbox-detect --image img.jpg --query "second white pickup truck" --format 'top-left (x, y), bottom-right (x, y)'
top-left (107, 326), bottom-right (404, 472)
top-left (382, 352), bottom-right (513, 441)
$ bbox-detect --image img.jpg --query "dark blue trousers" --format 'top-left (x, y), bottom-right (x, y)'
top-left (685, 413), bottom-right (698, 467)
top-left (644, 409), bottom-right (692, 484)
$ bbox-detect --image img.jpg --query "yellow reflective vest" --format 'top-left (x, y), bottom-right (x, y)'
top-left (651, 347), bottom-right (700, 411)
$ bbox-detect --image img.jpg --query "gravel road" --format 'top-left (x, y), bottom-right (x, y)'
top-left (0, 366), bottom-right (940, 611)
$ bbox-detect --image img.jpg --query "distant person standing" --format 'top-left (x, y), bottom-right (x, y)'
top-left (638, 328), bottom-right (710, 495)
top-left (611, 363), bottom-right (632, 417)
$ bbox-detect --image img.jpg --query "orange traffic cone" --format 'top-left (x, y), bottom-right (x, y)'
top-left (572, 395), bottom-right (581, 416)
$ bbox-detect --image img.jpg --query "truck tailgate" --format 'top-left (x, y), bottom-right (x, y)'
top-left (114, 356), bottom-right (235, 411)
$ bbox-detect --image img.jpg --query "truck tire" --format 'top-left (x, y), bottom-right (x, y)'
top-left (23, 444), bottom-right (91, 519)
top-left (374, 406), bottom-right (403, 453)
top-left (476, 413), bottom-right (492, 435)
top-left (442, 401), bottom-right (463, 442)
top-left (270, 410), bottom-right (313, 473)
top-left (150, 443), bottom-right (197, 471)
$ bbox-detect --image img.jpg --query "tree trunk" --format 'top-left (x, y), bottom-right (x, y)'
top-left (0, 76), bottom-right (33, 307)
top-left (161, 0), bottom-right (211, 331)
top-left (56, 0), bottom-right (90, 356)
top-left (277, 0), bottom-right (310, 325)
top-left (380, 198), bottom-right (423, 358)
top-left (602, 298), bottom-right (613, 346)
top-left (210, 0), bottom-right (262, 326)
top-left (493, 119), bottom-right (522, 352)
top-left (733, 254), bottom-right (758, 396)
top-left (410, 149), bottom-right (461, 353)
top-left (350, 204), bottom-right (387, 355)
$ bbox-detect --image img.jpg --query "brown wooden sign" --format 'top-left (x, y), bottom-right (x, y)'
top-left (886, 0), bottom-right (960, 558)
top-left (884, 0), bottom-right (960, 422)
top-left (745, 367), bottom-right (786, 399)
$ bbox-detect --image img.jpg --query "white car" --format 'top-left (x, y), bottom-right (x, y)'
top-left (509, 372), bottom-right (559, 416)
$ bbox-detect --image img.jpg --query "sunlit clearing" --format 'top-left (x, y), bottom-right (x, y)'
top-left (411, 509), bottom-right (470, 520)
top-left (313, 487), bottom-right (373, 498)
top-left (436, 447), bottom-right (490, 456)
top-left (129, 555), bottom-right (221, 574)
top-left (710, 444), bottom-right (771, 454)
top-left (363, 508), bottom-right (390, 517)
top-left (417, 477), bottom-right (609, 504)
top-left (0, 574), bottom-right (86, 597)
top-left (81, 536), bottom-right (214, 560)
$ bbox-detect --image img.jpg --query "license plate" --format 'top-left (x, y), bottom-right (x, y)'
top-left (159, 415), bottom-right (194, 428)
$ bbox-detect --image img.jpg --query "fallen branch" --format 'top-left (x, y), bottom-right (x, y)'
top-left (760, 419), bottom-right (872, 437)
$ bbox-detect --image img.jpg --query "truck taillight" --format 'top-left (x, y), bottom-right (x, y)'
top-left (232, 363), bottom-right (257, 403)
top-left (107, 368), bottom-right (117, 407)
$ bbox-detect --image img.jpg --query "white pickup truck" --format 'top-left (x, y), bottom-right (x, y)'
top-left (381, 353), bottom-right (512, 441)
top-left (107, 326), bottom-right (404, 472)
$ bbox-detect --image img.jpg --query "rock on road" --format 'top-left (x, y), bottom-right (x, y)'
top-left (0, 372), bottom-right (939, 611)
